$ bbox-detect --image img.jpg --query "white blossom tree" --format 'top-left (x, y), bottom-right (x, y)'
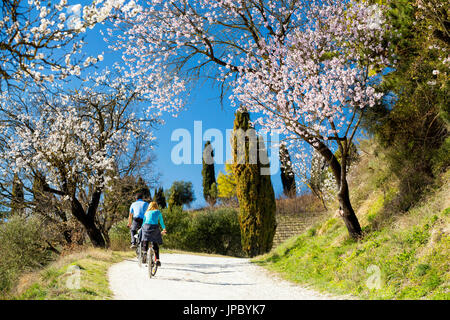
top-left (0, 71), bottom-right (160, 247)
top-left (110, 0), bottom-right (390, 239)
top-left (0, 0), bottom-right (136, 90)
top-left (0, 0), bottom-right (187, 246)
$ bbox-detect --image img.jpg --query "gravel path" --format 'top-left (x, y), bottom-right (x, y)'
top-left (108, 253), bottom-right (342, 300)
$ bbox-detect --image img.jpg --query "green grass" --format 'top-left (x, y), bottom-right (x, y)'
top-left (253, 169), bottom-right (450, 300)
top-left (12, 249), bottom-right (135, 300)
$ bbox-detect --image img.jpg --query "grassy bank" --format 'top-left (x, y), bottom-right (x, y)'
top-left (254, 151), bottom-right (450, 300)
top-left (9, 249), bottom-right (134, 300)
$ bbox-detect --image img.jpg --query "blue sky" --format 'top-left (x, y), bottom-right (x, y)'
top-left (154, 85), bottom-right (285, 209)
top-left (78, 8), bottom-right (287, 208)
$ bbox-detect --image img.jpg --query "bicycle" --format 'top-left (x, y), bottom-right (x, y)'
top-left (134, 229), bottom-right (144, 268)
top-left (134, 228), bottom-right (165, 278)
top-left (146, 241), bottom-right (158, 278)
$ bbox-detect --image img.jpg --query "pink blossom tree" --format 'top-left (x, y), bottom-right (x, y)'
top-left (111, 0), bottom-right (390, 239)
top-left (232, 2), bottom-right (390, 238)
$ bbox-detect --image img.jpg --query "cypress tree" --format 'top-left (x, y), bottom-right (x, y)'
top-left (32, 171), bottom-right (46, 215)
top-left (202, 140), bottom-right (217, 206)
top-left (160, 187), bottom-right (167, 209)
top-left (232, 110), bottom-right (277, 257)
top-left (153, 187), bottom-right (167, 209)
top-left (136, 176), bottom-right (151, 200)
top-left (279, 143), bottom-right (296, 198)
top-left (208, 182), bottom-right (218, 207)
top-left (257, 135), bottom-right (277, 253)
top-left (153, 188), bottom-right (158, 205)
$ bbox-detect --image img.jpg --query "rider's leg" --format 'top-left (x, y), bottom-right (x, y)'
top-left (142, 240), bottom-right (148, 252)
top-left (141, 240), bottom-right (148, 263)
top-left (153, 243), bottom-right (160, 260)
top-left (130, 229), bottom-right (137, 245)
top-left (130, 218), bottom-right (142, 245)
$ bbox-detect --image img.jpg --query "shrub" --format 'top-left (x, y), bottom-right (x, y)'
top-left (108, 219), bottom-right (131, 251)
top-left (276, 193), bottom-right (325, 216)
top-left (160, 206), bottom-right (190, 249)
top-left (0, 216), bottom-right (55, 296)
top-left (162, 206), bottom-right (243, 257)
top-left (187, 208), bottom-right (242, 256)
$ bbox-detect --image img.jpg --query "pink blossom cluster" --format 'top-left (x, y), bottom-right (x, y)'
top-left (231, 1), bottom-right (389, 146)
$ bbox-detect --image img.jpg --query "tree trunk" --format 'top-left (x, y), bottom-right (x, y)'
top-left (337, 183), bottom-right (362, 239)
top-left (62, 229), bottom-right (73, 244)
top-left (315, 141), bottom-right (362, 240)
top-left (83, 219), bottom-right (107, 248)
top-left (42, 179), bottom-right (107, 247)
top-left (71, 198), bottom-right (107, 248)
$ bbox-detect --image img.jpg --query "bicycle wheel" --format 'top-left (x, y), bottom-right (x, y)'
top-left (150, 248), bottom-right (158, 276)
top-left (147, 246), bottom-right (158, 278)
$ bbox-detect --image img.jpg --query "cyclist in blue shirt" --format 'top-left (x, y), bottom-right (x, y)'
top-left (127, 192), bottom-right (149, 248)
top-left (141, 201), bottom-right (167, 266)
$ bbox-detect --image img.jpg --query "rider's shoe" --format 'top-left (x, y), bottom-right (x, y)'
top-left (156, 260), bottom-right (161, 267)
top-left (130, 244), bottom-right (136, 249)
top-left (142, 255), bottom-right (147, 264)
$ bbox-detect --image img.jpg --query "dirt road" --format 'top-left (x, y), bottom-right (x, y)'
top-left (108, 252), bottom-right (342, 300)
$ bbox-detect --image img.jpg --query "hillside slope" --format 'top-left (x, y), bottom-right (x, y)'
top-left (255, 143), bottom-right (449, 300)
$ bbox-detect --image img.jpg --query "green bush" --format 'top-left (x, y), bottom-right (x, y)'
top-left (163, 206), bottom-right (243, 257)
top-left (432, 137), bottom-right (450, 176)
top-left (108, 219), bottom-right (131, 251)
top-left (162, 205), bottom-right (191, 249)
top-left (362, 0), bottom-right (449, 213)
top-left (187, 208), bottom-right (242, 256)
top-left (0, 216), bottom-right (55, 296)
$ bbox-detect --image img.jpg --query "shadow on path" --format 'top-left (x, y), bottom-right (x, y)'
top-left (156, 275), bottom-right (254, 287)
